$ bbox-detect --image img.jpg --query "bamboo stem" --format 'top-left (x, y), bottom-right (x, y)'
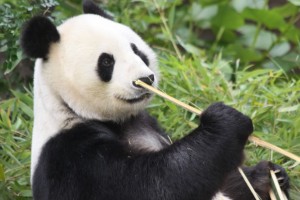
top-left (135, 80), bottom-right (300, 163)
top-left (238, 168), bottom-right (261, 200)
top-left (248, 136), bottom-right (300, 163)
top-left (269, 189), bottom-right (277, 200)
top-left (270, 170), bottom-right (285, 200)
top-left (135, 80), bottom-right (202, 114)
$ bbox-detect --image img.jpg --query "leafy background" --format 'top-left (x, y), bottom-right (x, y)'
top-left (0, 0), bottom-right (299, 199)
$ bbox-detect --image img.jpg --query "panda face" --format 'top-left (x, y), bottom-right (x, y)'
top-left (39, 14), bottom-right (158, 121)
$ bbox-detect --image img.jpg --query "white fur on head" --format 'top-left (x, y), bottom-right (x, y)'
top-left (30, 14), bottom-right (158, 178)
top-left (48, 14), bottom-right (158, 121)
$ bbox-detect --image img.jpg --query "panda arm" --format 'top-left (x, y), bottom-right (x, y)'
top-left (33, 103), bottom-right (252, 200)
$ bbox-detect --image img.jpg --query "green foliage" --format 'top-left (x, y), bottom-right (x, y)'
top-left (108, 0), bottom-right (300, 76)
top-left (0, 0), bottom-right (59, 95)
top-left (0, 90), bottom-right (33, 199)
top-left (148, 54), bottom-right (300, 199)
top-left (0, 0), bottom-right (300, 199)
top-left (1, 0), bottom-right (300, 93)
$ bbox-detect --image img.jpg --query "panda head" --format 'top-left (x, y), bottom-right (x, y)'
top-left (21, 0), bottom-right (159, 122)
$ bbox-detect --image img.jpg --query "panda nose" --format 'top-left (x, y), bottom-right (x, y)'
top-left (133, 74), bottom-right (155, 88)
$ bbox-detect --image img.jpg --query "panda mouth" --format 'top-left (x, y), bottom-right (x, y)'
top-left (117, 93), bottom-right (152, 104)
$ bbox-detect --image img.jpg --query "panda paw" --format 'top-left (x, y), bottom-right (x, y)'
top-left (223, 161), bottom-right (290, 200)
top-left (270, 162), bottom-right (290, 195)
top-left (200, 102), bottom-right (253, 142)
top-left (250, 161), bottom-right (290, 199)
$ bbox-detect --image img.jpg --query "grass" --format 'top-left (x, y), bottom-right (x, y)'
top-left (0, 90), bottom-right (32, 199)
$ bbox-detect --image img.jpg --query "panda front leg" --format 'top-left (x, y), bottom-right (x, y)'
top-left (220, 161), bottom-right (290, 200)
top-left (99, 103), bottom-right (253, 200)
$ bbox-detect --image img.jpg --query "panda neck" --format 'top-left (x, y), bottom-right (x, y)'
top-left (31, 60), bottom-right (83, 178)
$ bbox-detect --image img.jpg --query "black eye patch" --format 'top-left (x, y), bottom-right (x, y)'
top-left (97, 53), bottom-right (115, 82)
top-left (130, 43), bottom-right (149, 66)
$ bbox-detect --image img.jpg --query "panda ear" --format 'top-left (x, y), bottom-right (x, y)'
top-left (20, 16), bottom-right (60, 59)
top-left (82, 0), bottom-right (113, 20)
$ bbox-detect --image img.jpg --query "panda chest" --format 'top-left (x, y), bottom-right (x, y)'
top-left (121, 126), bottom-right (171, 154)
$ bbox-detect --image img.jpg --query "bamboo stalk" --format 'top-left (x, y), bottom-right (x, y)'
top-left (135, 80), bottom-right (202, 114)
top-left (238, 168), bottom-right (262, 200)
top-left (135, 80), bottom-right (300, 163)
top-left (269, 189), bottom-right (277, 200)
top-left (270, 170), bottom-right (285, 200)
top-left (248, 136), bottom-right (300, 163)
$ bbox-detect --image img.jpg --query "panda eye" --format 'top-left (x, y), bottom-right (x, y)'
top-left (99, 53), bottom-right (115, 67)
top-left (97, 53), bottom-right (115, 82)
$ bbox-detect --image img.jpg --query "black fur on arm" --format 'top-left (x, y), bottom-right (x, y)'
top-left (33, 103), bottom-right (253, 200)
top-left (20, 16), bottom-right (60, 59)
top-left (82, 0), bottom-right (113, 20)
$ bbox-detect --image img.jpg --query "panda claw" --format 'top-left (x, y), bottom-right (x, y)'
top-left (269, 163), bottom-right (290, 199)
top-left (274, 169), bottom-right (281, 174)
top-left (277, 177), bottom-right (284, 181)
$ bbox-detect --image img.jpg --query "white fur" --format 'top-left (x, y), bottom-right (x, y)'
top-left (126, 129), bottom-right (170, 152)
top-left (31, 14), bottom-right (159, 178)
top-left (212, 192), bottom-right (232, 200)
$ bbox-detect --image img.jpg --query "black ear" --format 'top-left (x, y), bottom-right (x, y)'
top-left (20, 16), bottom-right (60, 59)
top-left (82, 0), bottom-right (113, 20)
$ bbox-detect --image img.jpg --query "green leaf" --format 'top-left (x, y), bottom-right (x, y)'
top-left (225, 44), bottom-right (263, 63)
top-left (278, 105), bottom-right (299, 112)
top-left (263, 52), bottom-right (300, 72)
top-left (167, 4), bottom-right (175, 30)
top-left (288, 0), bottom-right (300, 6)
top-left (232, 0), bottom-right (265, 12)
top-left (211, 5), bottom-right (244, 29)
top-left (273, 3), bottom-right (299, 17)
top-left (269, 42), bottom-right (290, 57)
top-left (18, 101), bottom-right (33, 118)
top-left (19, 189), bottom-right (32, 197)
top-left (284, 26), bottom-right (300, 43)
top-left (0, 165), bottom-right (5, 181)
top-left (190, 3), bottom-right (218, 21)
top-left (242, 8), bottom-right (286, 30)
top-left (238, 25), bottom-right (277, 50)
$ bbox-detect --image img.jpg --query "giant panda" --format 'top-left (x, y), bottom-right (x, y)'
top-left (20, 1), bottom-right (289, 199)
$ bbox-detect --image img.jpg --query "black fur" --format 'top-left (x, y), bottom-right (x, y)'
top-left (222, 161), bottom-right (290, 200)
top-left (131, 43), bottom-right (150, 66)
top-left (33, 103), bottom-right (254, 200)
top-left (20, 16), bottom-right (60, 59)
top-left (97, 53), bottom-right (115, 82)
top-left (133, 74), bottom-right (155, 88)
top-left (83, 0), bottom-right (113, 20)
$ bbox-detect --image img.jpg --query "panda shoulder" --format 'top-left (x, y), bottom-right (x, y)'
top-left (42, 121), bottom-right (119, 156)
